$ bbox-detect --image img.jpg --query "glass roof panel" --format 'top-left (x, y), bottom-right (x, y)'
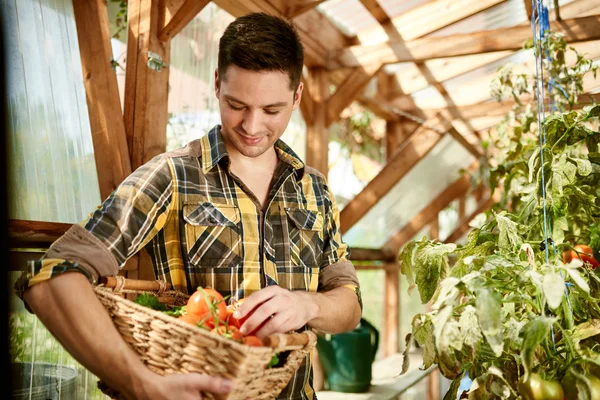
top-left (317, 0), bottom-right (379, 36)
top-left (342, 135), bottom-right (476, 248)
top-left (428, 0), bottom-right (527, 37)
top-left (378, 0), bottom-right (430, 18)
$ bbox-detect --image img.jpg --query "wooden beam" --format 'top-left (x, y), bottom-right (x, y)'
top-left (72, 0), bottom-right (132, 200)
top-left (525, 0), bottom-right (534, 20)
top-left (158, 0), bottom-right (210, 42)
top-left (340, 123), bottom-right (448, 234)
top-left (383, 263), bottom-right (400, 357)
top-left (383, 172), bottom-right (473, 255)
top-left (360, 0), bottom-right (391, 24)
top-left (299, 82), bottom-right (316, 126)
top-left (327, 64), bottom-right (382, 126)
top-left (348, 248), bottom-right (395, 262)
top-left (331, 15), bottom-right (600, 67)
top-left (9, 220), bottom-right (71, 246)
top-left (305, 68), bottom-right (329, 176)
top-left (125, 0), bottom-right (171, 170)
top-left (399, 90), bottom-right (600, 120)
top-left (439, 113), bottom-right (483, 158)
top-left (444, 192), bottom-right (500, 243)
top-left (285, 0), bottom-right (328, 19)
top-left (212, 0), bottom-right (349, 68)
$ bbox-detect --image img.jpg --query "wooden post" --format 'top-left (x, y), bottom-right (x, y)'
top-left (305, 68), bottom-right (329, 177)
top-left (383, 263), bottom-right (400, 358)
top-left (124, 0), bottom-right (171, 170)
top-left (72, 0), bottom-right (132, 200)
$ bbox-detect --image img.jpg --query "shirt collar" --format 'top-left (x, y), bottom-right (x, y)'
top-left (200, 125), bottom-right (306, 180)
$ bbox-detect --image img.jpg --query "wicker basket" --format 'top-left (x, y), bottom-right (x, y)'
top-left (94, 277), bottom-right (317, 400)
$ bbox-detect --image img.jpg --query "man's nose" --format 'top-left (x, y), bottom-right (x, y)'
top-left (241, 110), bottom-right (262, 136)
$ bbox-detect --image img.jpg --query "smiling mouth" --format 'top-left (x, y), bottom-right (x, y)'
top-left (238, 133), bottom-right (263, 146)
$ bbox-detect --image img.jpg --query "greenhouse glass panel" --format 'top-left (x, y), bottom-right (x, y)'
top-left (3, 0), bottom-right (101, 223)
top-left (343, 135), bottom-right (476, 248)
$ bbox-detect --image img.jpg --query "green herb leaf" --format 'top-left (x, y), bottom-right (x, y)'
top-left (520, 316), bottom-right (552, 381)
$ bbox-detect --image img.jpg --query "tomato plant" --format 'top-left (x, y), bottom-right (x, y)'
top-left (397, 33), bottom-right (600, 400)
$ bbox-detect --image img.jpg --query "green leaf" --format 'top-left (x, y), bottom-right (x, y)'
top-left (400, 333), bottom-right (413, 375)
top-left (412, 315), bottom-right (436, 370)
top-left (432, 277), bottom-right (460, 310)
top-left (443, 371), bottom-right (466, 400)
top-left (134, 293), bottom-right (166, 311)
top-left (542, 270), bottom-right (565, 310)
top-left (504, 317), bottom-right (526, 350)
top-left (398, 241), bottom-right (418, 294)
top-left (414, 243), bottom-right (457, 303)
top-left (583, 104), bottom-right (600, 119)
top-left (520, 316), bottom-right (552, 381)
top-left (528, 150), bottom-right (539, 183)
top-left (565, 261), bottom-right (590, 293)
top-left (571, 157), bottom-right (593, 176)
top-left (496, 212), bottom-right (523, 252)
top-left (459, 305), bottom-right (483, 349)
top-left (475, 287), bottom-right (504, 357)
top-left (566, 125), bottom-right (591, 146)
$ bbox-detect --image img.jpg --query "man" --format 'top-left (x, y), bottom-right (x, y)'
top-left (16, 12), bottom-right (362, 400)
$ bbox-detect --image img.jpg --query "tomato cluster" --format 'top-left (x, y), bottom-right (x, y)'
top-left (519, 373), bottom-right (600, 400)
top-left (562, 244), bottom-right (599, 269)
top-left (177, 287), bottom-right (264, 347)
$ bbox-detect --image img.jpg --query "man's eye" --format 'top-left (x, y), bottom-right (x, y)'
top-left (229, 104), bottom-right (244, 111)
top-left (265, 110), bottom-right (280, 115)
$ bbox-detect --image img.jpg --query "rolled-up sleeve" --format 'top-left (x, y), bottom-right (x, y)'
top-left (15, 155), bottom-right (174, 301)
top-left (318, 181), bottom-right (362, 309)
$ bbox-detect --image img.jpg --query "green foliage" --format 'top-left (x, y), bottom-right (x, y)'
top-left (398, 34), bottom-right (600, 399)
top-left (134, 293), bottom-right (167, 311)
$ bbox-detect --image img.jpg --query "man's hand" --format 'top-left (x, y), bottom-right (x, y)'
top-left (234, 286), bottom-right (319, 340)
top-left (135, 372), bottom-right (233, 400)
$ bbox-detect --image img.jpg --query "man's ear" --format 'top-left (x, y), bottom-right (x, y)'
top-left (214, 68), bottom-right (220, 98)
top-left (292, 82), bottom-right (303, 111)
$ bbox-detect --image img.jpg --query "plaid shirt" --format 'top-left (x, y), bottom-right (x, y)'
top-left (18, 126), bottom-right (361, 400)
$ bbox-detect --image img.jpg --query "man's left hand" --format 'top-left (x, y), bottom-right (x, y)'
top-left (233, 286), bottom-right (319, 340)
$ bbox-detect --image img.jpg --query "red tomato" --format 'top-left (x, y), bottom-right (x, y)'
top-left (211, 325), bottom-right (244, 341)
top-left (227, 298), bottom-right (248, 329)
top-left (186, 287), bottom-right (227, 322)
top-left (243, 335), bottom-right (264, 347)
top-left (571, 244), bottom-right (599, 269)
top-left (178, 313), bottom-right (200, 326)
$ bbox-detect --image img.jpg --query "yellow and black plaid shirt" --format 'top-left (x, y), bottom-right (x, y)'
top-left (19, 126), bottom-right (361, 400)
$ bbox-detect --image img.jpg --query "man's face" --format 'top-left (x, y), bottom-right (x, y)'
top-left (215, 65), bottom-right (303, 159)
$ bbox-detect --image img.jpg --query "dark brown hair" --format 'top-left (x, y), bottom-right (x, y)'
top-left (218, 12), bottom-right (304, 91)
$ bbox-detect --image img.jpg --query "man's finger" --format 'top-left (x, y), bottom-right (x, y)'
top-left (235, 286), bottom-right (280, 319)
top-left (239, 299), bottom-right (279, 335)
top-left (190, 374), bottom-right (233, 394)
top-left (254, 313), bottom-right (293, 339)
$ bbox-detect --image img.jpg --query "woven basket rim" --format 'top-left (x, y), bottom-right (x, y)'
top-left (94, 286), bottom-right (273, 354)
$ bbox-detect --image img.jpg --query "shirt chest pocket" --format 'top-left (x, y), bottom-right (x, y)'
top-left (183, 203), bottom-right (243, 268)
top-left (285, 208), bottom-right (324, 269)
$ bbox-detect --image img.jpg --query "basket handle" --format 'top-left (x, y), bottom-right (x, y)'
top-left (100, 276), bottom-right (172, 293)
top-left (263, 332), bottom-right (310, 350)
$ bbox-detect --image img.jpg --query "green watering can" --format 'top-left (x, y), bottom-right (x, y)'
top-left (316, 318), bottom-right (379, 393)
